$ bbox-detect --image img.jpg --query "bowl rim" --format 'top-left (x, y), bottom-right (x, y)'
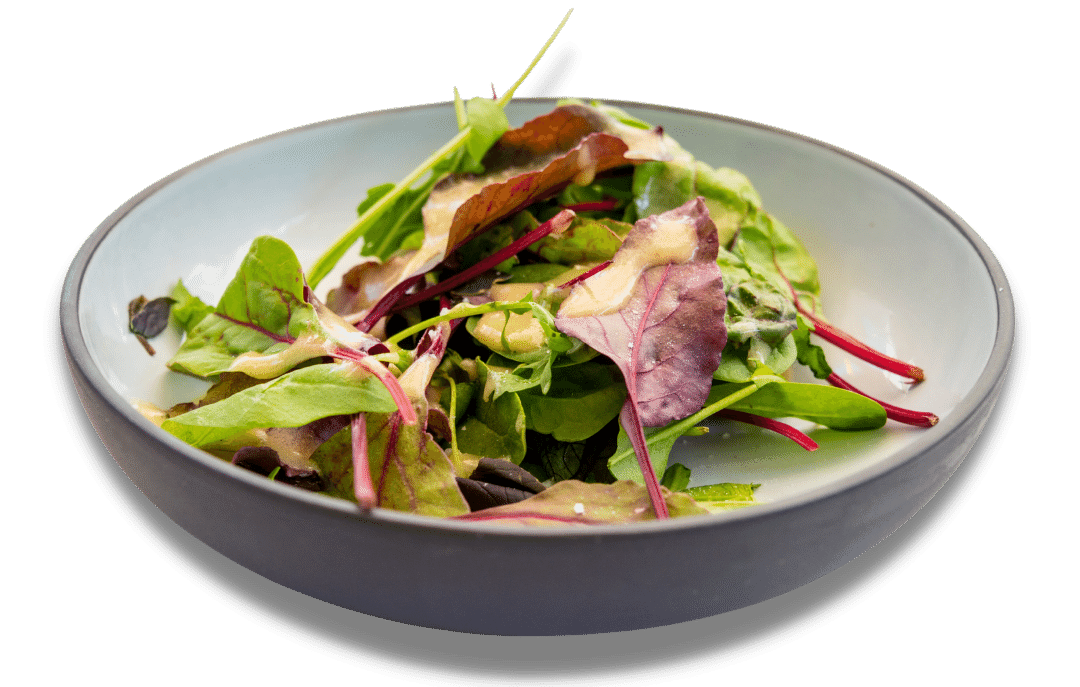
top-left (60, 97), bottom-right (1015, 539)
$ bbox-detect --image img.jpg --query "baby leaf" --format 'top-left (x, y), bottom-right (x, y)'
top-left (455, 360), bottom-right (528, 464)
top-left (160, 362), bottom-right (398, 447)
top-left (726, 380), bottom-right (887, 430)
top-left (168, 236), bottom-right (319, 377)
top-left (517, 361), bottom-right (626, 442)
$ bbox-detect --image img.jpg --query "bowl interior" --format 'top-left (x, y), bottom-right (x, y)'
top-left (77, 100), bottom-right (1000, 506)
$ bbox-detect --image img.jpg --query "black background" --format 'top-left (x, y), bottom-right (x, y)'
top-left (50, 8), bottom-right (1028, 682)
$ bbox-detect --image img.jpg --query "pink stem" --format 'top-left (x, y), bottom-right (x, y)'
top-left (827, 373), bottom-right (939, 427)
top-left (335, 349), bottom-right (417, 425)
top-left (392, 209), bottom-right (576, 312)
top-left (351, 414), bottom-right (375, 509)
top-left (618, 262), bottom-right (676, 520)
top-left (715, 409), bottom-right (819, 451)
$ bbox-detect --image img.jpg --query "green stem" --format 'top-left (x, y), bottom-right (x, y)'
top-left (608, 380), bottom-right (777, 472)
top-left (308, 128), bottom-right (471, 289)
top-left (384, 300), bottom-right (532, 347)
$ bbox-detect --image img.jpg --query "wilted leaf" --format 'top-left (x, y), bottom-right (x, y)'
top-left (453, 480), bottom-right (707, 526)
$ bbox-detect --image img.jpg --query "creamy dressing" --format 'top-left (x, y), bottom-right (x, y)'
top-left (228, 332), bottom-right (333, 379)
top-left (557, 218), bottom-right (698, 319)
top-left (472, 283), bottom-right (547, 354)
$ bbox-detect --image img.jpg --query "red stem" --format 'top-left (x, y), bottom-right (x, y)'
top-left (769, 245), bottom-right (925, 383)
top-left (827, 373), bottom-right (939, 427)
top-left (800, 308), bottom-right (925, 383)
top-left (333, 347), bottom-right (417, 425)
top-left (619, 263), bottom-right (676, 520)
top-left (392, 209), bottom-right (576, 312)
top-left (560, 260), bottom-right (612, 289)
top-left (356, 274), bottom-right (425, 332)
top-left (715, 409), bottom-right (819, 451)
top-left (561, 198), bottom-right (619, 212)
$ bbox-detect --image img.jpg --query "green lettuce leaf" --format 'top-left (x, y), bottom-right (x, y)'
top-left (518, 361), bottom-right (626, 442)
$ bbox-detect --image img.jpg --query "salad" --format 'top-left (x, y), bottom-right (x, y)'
top-left (131, 15), bottom-right (936, 526)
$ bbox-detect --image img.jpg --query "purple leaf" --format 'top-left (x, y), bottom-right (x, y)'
top-left (555, 198), bottom-right (727, 425)
top-left (554, 198), bottom-right (727, 518)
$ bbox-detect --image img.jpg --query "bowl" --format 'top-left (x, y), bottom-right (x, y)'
top-left (61, 99), bottom-right (1013, 635)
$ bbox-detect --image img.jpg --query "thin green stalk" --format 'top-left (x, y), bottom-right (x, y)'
top-left (306, 9), bottom-right (573, 289)
top-left (384, 300), bottom-right (532, 347)
top-left (308, 128), bottom-right (470, 288)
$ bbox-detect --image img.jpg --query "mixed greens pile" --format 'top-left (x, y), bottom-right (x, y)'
top-left (132, 16), bottom-right (936, 526)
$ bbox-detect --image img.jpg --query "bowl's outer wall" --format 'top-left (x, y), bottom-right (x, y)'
top-left (64, 336), bottom-right (1004, 635)
top-left (62, 100), bottom-right (1013, 635)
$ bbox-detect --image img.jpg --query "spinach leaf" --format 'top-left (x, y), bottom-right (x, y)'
top-left (455, 361), bottom-right (528, 464)
top-left (726, 381), bottom-right (887, 430)
top-left (518, 361), bottom-right (626, 442)
top-left (160, 362), bottom-right (398, 447)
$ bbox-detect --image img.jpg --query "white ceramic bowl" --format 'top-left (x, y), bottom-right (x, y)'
top-left (61, 100), bottom-right (1013, 634)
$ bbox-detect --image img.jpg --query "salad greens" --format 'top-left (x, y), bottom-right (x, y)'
top-left (134, 12), bottom-right (938, 525)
